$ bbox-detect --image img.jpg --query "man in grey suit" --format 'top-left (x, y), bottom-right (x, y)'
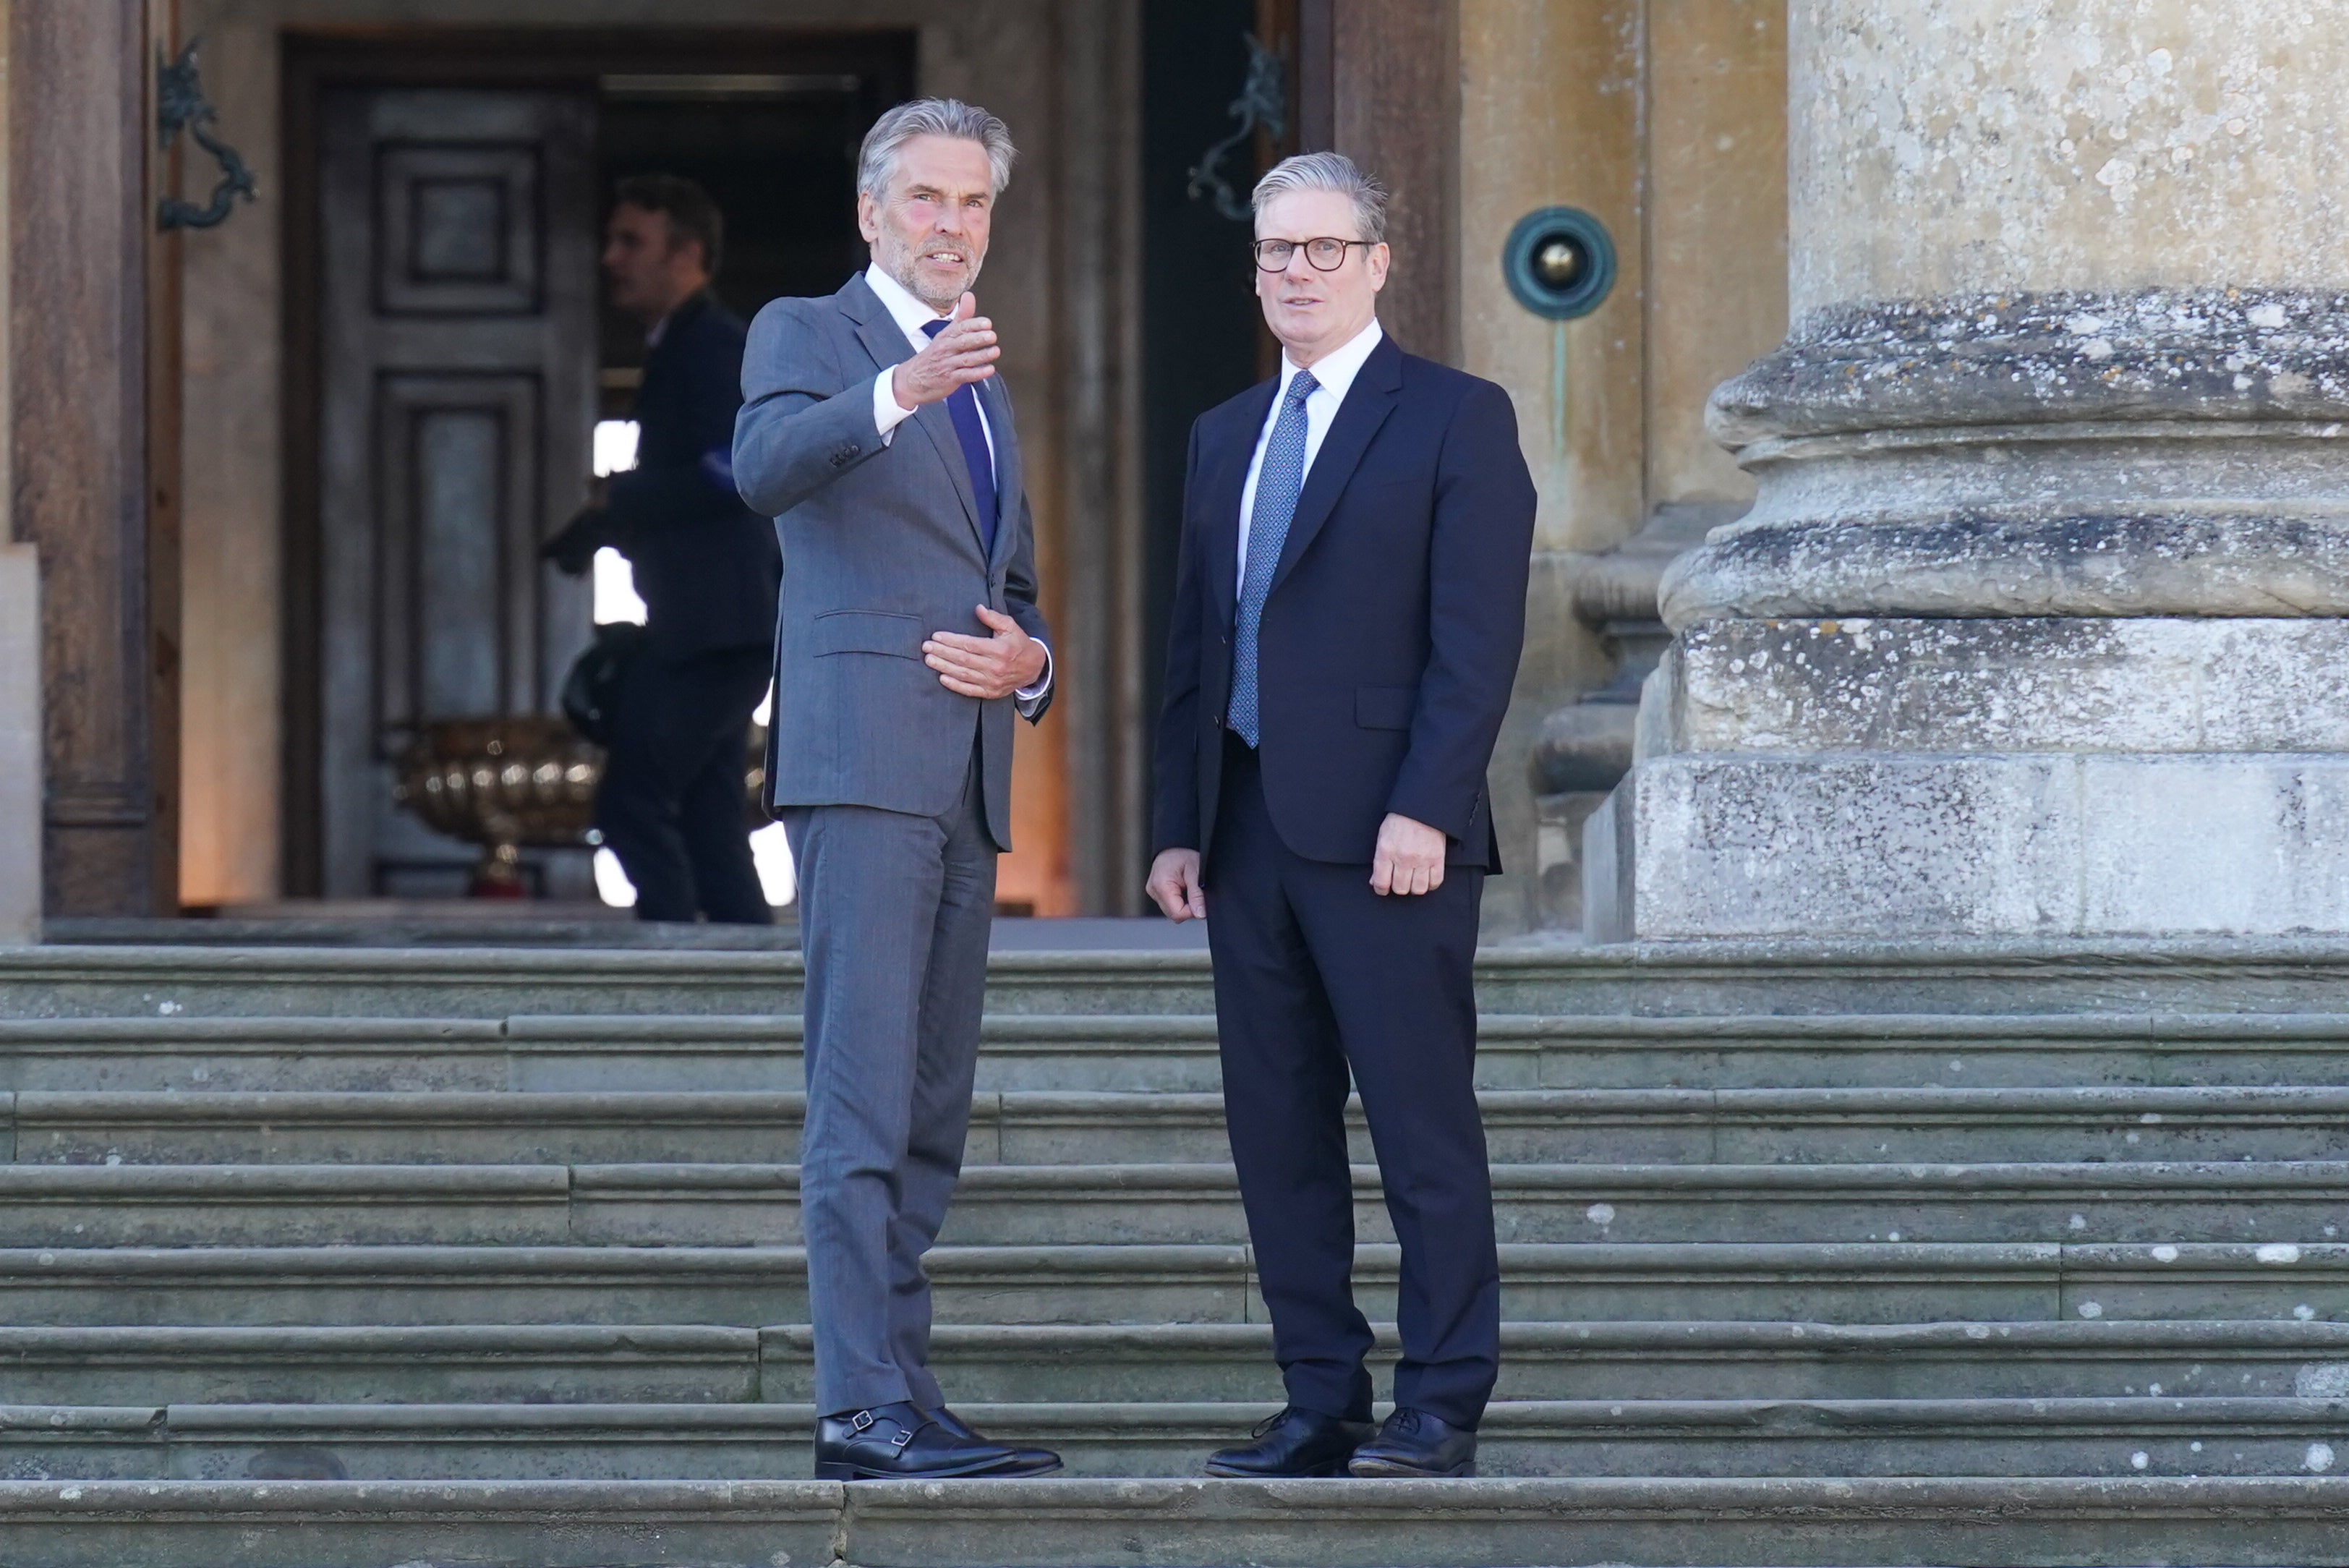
top-left (732, 98), bottom-right (1060, 1482)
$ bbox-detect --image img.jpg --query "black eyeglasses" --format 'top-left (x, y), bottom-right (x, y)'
top-left (1251, 237), bottom-right (1373, 272)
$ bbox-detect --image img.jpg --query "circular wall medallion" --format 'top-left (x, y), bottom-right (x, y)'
top-left (1504, 206), bottom-right (1617, 320)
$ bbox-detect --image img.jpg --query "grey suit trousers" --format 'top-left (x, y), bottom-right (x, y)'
top-left (783, 744), bottom-right (995, 1415)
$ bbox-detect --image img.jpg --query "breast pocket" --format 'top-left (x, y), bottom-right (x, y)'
top-left (1355, 685), bottom-right (1416, 730)
top-left (811, 610), bottom-right (925, 660)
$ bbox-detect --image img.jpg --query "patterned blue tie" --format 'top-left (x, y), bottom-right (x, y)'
top-left (921, 320), bottom-right (998, 555)
top-left (1228, 368), bottom-right (1318, 748)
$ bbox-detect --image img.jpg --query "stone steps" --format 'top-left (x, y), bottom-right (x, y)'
top-left (3, 1319), bottom-right (2346, 1407)
top-left (12, 1009), bottom-right (2349, 1093)
top-left (19, 1084), bottom-right (2349, 1164)
top-left (7, 1395), bottom-right (2349, 1483)
top-left (14, 935), bottom-right (2349, 1019)
top-left (8, 939), bottom-right (2349, 1564)
top-left (0, 1240), bottom-right (2343, 1326)
top-left (0, 1159), bottom-right (2344, 1247)
top-left (6, 1475), bottom-right (2349, 1568)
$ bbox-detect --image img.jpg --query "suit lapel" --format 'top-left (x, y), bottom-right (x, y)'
top-left (1269, 333), bottom-right (1403, 595)
top-left (1206, 380), bottom-right (1278, 628)
top-left (842, 276), bottom-right (986, 557)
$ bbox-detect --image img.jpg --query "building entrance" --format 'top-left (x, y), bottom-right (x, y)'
top-left (282, 31), bottom-right (912, 900)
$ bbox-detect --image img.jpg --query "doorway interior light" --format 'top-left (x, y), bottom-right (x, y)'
top-left (595, 830), bottom-right (796, 909)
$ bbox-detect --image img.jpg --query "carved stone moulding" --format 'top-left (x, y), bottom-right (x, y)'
top-left (1668, 290), bottom-right (2349, 627)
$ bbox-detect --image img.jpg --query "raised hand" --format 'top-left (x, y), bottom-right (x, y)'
top-left (891, 293), bottom-right (999, 410)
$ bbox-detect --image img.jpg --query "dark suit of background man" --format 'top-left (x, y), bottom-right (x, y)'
top-left (547, 175), bottom-right (781, 924)
top-left (1149, 152), bottom-right (1538, 1480)
top-left (731, 100), bottom-right (1062, 1483)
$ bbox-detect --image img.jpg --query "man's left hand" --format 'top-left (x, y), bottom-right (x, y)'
top-left (925, 605), bottom-right (1046, 699)
top-left (1370, 812), bottom-right (1448, 897)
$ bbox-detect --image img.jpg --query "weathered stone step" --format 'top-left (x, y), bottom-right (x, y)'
top-left (7, 1394), bottom-right (2349, 1484)
top-left (4, 1474), bottom-right (2348, 1568)
top-left (20, 935), bottom-right (2349, 1021)
top-left (26, 1084), bottom-right (2349, 1166)
top-left (0, 1325), bottom-right (759, 1406)
top-left (16, 1009), bottom-right (2349, 1094)
top-left (6, 1318), bottom-right (2342, 1408)
top-left (767, 1318), bottom-right (2349, 1405)
top-left (0, 1241), bottom-right (2342, 1328)
top-left (2, 1160), bottom-right (2345, 1249)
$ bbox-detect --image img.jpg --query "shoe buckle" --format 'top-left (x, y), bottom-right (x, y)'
top-left (850, 1410), bottom-right (876, 1433)
top-left (891, 1427), bottom-right (915, 1450)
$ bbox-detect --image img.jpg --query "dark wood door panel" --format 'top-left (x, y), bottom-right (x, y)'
top-left (316, 86), bottom-right (594, 898)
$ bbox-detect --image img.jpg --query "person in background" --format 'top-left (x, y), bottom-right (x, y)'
top-left (547, 175), bottom-right (782, 923)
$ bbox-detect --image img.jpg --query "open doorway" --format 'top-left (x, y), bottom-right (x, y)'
top-left (281, 30), bottom-right (914, 901)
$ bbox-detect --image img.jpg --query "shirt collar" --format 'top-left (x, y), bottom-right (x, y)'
top-left (864, 262), bottom-right (952, 346)
top-left (1280, 317), bottom-right (1383, 404)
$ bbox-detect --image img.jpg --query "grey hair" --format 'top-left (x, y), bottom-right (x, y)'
top-left (857, 98), bottom-right (1018, 200)
top-left (1250, 151), bottom-right (1388, 244)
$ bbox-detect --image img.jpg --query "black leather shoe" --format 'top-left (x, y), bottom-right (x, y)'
top-left (1346, 1407), bottom-right (1478, 1478)
top-left (1205, 1406), bottom-right (1378, 1478)
top-left (928, 1405), bottom-right (1064, 1477)
top-left (814, 1401), bottom-right (1021, 1480)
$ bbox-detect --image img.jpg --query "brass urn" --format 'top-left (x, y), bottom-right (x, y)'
top-left (394, 715), bottom-right (770, 896)
top-left (393, 718), bottom-right (602, 895)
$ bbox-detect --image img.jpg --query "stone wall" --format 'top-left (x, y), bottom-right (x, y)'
top-left (1459, 0), bottom-right (1786, 934)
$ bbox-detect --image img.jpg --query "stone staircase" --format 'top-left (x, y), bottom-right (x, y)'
top-left (2, 939), bottom-right (2349, 1564)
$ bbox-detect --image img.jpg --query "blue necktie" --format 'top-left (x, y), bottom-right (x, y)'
top-left (1227, 368), bottom-right (1318, 748)
top-left (921, 320), bottom-right (998, 555)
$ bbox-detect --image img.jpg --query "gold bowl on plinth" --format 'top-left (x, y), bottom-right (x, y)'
top-left (394, 717), bottom-right (603, 895)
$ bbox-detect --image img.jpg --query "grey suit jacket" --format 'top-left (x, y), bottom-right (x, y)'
top-left (733, 273), bottom-right (1051, 851)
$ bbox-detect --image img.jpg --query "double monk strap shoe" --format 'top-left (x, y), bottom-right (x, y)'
top-left (1346, 1406), bottom-right (1478, 1478)
top-left (813, 1401), bottom-right (1023, 1480)
top-left (928, 1405), bottom-right (1064, 1477)
top-left (1204, 1405), bottom-right (1378, 1478)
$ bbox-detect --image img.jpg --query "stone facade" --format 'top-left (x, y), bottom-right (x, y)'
top-left (1593, 0), bottom-right (2349, 942)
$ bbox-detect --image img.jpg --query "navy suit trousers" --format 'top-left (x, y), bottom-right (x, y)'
top-left (1203, 732), bottom-right (1501, 1429)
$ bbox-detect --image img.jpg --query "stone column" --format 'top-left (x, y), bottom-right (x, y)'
top-left (1590, 0), bottom-right (2349, 941)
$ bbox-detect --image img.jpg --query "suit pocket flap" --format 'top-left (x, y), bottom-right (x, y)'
top-left (1355, 684), bottom-right (1416, 730)
top-left (812, 610), bottom-right (925, 659)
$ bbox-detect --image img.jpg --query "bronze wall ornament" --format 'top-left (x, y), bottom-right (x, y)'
top-left (158, 39), bottom-right (257, 231)
top-left (1188, 33), bottom-right (1287, 223)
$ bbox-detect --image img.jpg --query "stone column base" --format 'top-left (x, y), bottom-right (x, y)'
top-left (1587, 615), bottom-right (2349, 942)
top-left (1587, 751), bottom-right (2349, 942)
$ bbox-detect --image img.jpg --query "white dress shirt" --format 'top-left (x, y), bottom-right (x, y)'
top-left (1236, 318), bottom-right (1384, 593)
top-left (858, 263), bottom-right (1048, 707)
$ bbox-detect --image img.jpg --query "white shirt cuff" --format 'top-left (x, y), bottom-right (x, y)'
top-left (1015, 641), bottom-right (1053, 713)
top-left (873, 369), bottom-right (916, 443)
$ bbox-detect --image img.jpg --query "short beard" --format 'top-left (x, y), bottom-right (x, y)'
top-left (879, 227), bottom-right (980, 313)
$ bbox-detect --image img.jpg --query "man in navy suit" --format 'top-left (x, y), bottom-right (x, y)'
top-left (1148, 152), bottom-right (1536, 1479)
top-left (549, 176), bottom-right (782, 922)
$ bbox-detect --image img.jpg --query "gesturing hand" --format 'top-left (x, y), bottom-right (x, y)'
top-left (892, 293), bottom-right (999, 410)
top-left (1370, 812), bottom-right (1448, 897)
top-left (924, 605), bottom-right (1046, 700)
top-left (1146, 848), bottom-right (1206, 923)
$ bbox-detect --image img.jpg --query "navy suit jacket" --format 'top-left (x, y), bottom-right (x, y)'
top-left (1152, 333), bottom-right (1537, 870)
top-left (608, 291), bottom-right (783, 662)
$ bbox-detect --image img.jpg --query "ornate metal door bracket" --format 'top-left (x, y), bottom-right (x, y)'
top-left (158, 39), bottom-right (256, 231)
top-left (1188, 33), bottom-right (1286, 223)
